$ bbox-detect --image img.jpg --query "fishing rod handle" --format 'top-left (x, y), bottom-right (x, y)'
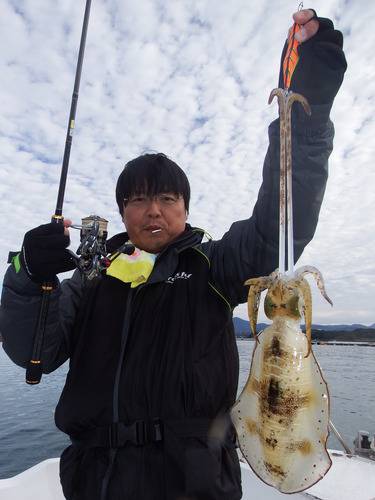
top-left (25, 216), bottom-right (65, 384)
top-left (25, 282), bottom-right (54, 384)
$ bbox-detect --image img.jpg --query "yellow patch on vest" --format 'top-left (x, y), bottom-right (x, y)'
top-left (106, 247), bottom-right (156, 288)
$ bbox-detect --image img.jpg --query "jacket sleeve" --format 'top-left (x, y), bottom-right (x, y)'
top-left (0, 265), bottom-right (83, 373)
top-left (200, 103), bottom-right (333, 308)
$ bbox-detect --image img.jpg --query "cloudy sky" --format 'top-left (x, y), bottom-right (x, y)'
top-left (0, 0), bottom-right (373, 325)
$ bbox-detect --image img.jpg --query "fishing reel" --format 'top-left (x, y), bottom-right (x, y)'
top-left (71, 215), bottom-right (134, 280)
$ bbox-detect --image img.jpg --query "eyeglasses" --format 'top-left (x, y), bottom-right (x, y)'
top-left (123, 193), bottom-right (181, 208)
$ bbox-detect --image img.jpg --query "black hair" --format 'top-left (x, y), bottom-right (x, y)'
top-left (116, 153), bottom-right (190, 215)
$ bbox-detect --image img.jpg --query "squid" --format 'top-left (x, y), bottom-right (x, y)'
top-left (231, 88), bottom-right (334, 493)
top-left (231, 267), bottom-right (332, 493)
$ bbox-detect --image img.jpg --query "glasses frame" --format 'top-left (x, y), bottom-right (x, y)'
top-left (123, 193), bottom-right (182, 208)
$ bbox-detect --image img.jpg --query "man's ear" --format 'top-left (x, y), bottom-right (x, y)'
top-left (121, 203), bottom-right (127, 224)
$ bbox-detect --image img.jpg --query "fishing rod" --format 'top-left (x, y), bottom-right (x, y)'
top-left (55, 1), bottom-right (92, 219)
top-left (25, 0), bottom-right (92, 385)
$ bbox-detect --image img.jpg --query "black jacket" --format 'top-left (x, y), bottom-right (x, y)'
top-left (0, 107), bottom-right (334, 500)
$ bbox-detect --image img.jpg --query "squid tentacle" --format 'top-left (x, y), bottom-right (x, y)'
top-left (296, 277), bottom-right (313, 358)
top-left (295, 265), bottom-right (333, 306)
top-left (244, 277), bottom-right (270, 341)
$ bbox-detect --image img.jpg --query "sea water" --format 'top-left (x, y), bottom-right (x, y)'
top-left (0, 342), bottom-right (374, 479)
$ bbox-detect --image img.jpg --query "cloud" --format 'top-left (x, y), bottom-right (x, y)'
top-left (0, 0), bottom-right (374, 325)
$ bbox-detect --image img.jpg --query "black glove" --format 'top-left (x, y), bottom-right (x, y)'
top-left (20, 222), bottom-right (76, 283)
top-left (278, 12), bottom-right (347, 105)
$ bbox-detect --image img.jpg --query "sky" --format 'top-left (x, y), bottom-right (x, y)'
top-left (0, 0), bottom-right (374, 326)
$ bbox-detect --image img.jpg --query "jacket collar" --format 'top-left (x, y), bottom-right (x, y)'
top-left (105, 225), bottom-right (205, 287)
top-left (106, 224), bottom-right (205, 256)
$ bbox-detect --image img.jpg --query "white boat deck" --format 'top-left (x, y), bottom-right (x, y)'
top-left (0, 450), bottom-right (374, 500)
top-left (240, 450), bottom-right (375, 500)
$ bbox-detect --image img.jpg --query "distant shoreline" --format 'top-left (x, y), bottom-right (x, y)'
top-left (236, 337), bottom-right (375, 347)
top-left (235, 327), bottom-right (375, 344)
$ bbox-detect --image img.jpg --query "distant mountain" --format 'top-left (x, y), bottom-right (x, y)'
top-left (311, 328), bottom-right (375, 343)
top-left (233, 316), bottom-right (375, 338)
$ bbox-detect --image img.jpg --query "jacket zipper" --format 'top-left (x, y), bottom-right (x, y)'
top-left (100, 289), bottom-right (133, 500)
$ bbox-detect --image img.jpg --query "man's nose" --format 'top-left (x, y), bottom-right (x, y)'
top-left (146, 198), bottom-right (162, 216)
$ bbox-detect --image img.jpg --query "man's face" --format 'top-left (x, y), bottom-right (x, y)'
top-left (122, 193), bottom-right (187, 253)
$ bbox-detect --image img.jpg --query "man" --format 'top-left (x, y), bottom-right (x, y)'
top-left (0, 9), bottom-right (346, 500)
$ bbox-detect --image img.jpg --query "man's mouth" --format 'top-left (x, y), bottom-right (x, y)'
top-left (145, 225), bottom-right (163, 233)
